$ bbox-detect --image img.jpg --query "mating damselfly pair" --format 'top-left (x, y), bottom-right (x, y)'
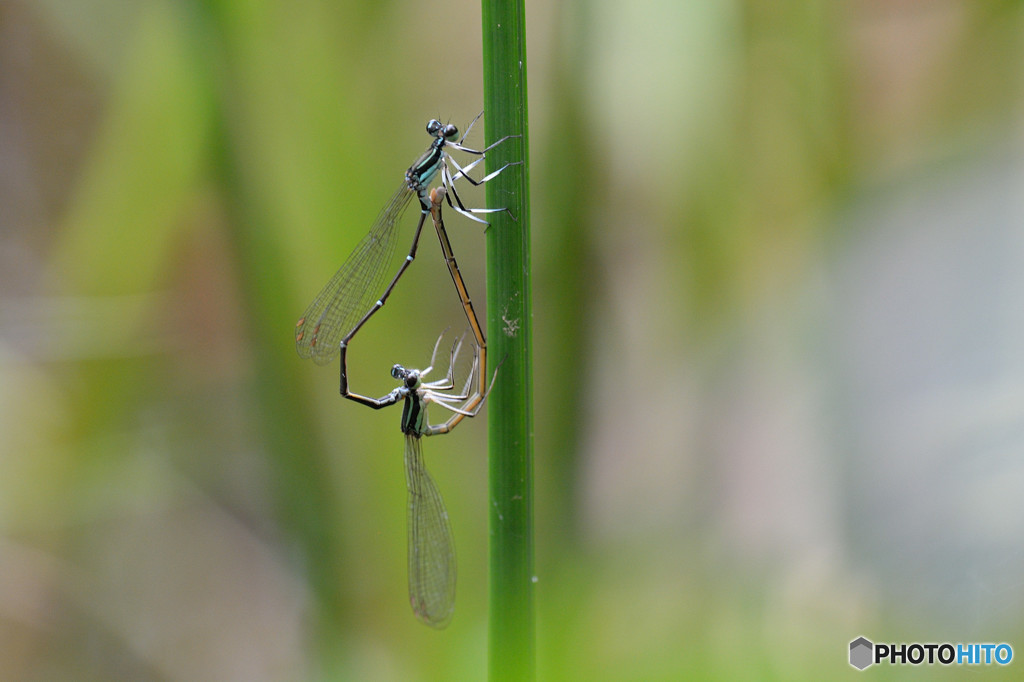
top-left (295, 115), bottom-right (517, 627)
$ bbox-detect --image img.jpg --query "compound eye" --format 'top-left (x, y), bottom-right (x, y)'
top-left (405, 373), bottom-right (418, 389)
top-left (442, 124), bottom-right (459, 140)
top-left (391, 364), bottom-right (404, 379)
top-left (426, 119), bottom-right (443, 135)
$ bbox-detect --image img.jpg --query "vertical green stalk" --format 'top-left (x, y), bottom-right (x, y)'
top-left (481, 0), bottom-right (534, 680)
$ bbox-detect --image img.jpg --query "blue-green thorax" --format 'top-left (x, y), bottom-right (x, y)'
top-left (392, 364), bottom-right (427, 437)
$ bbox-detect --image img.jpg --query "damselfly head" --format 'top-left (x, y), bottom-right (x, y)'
top-left (391, 364), bottom-right (421, 389)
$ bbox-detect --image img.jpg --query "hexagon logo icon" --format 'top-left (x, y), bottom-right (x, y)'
top-left (849, 637), bottom-right (873, 670)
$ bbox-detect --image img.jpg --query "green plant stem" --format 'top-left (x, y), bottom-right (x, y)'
top-left (481, 0), bottom-right (534, 679)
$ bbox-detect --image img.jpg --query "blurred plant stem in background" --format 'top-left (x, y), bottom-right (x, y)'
top-left (198, 0), bottom-right (349, 638)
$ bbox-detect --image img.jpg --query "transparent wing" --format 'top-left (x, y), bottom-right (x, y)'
top-left (405, 434), bottom-right (456, 628)
top-left (295, 184), bottom-right (414, 364)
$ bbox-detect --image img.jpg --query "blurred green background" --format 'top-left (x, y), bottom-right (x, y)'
top-left (3, 0), bottom-right (1024, 679)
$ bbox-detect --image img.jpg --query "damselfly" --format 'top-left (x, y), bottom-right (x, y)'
top-left (340, 331), bottom-right (493, 627)
top-left (337, 187), bottom-right (494, 627)
top-left (295, 115), bottom-right (516, 365)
